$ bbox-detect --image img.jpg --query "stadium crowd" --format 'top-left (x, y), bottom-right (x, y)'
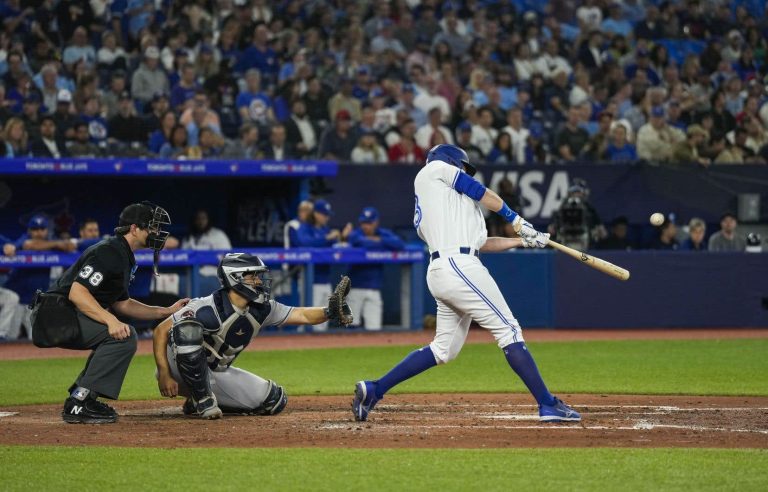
top-left (0, 0), bottom-right (766, 164)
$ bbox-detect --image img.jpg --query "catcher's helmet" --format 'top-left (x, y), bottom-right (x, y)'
top-left (217, 253), bottom-right (272, 304)
top-left (426, 144), bottom-right (476, 176)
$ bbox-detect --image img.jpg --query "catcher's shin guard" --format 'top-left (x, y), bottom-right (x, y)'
top-left (171, 320), bottom-right (215, 406)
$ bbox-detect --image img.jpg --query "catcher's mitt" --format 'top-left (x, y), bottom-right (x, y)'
top-left (324, 275), bottom-right (353, 327)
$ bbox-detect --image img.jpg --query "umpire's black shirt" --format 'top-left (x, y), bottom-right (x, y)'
top-left (50, 236), bottom-right (136, 308)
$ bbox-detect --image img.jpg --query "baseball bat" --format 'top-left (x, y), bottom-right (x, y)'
top-left (547, 239), bottom-right (630, 281)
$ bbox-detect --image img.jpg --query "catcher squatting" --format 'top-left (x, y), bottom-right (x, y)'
top-left (153, 253), bottom-right (352, 419)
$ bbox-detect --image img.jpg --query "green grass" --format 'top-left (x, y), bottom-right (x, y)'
top-left (0, 447), bottom-right (766, 491)
top-left (1, 339), bottom-right (766, 406)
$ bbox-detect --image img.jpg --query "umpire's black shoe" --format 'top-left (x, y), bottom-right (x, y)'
top-left (62, 396), bottom-right (118, 424)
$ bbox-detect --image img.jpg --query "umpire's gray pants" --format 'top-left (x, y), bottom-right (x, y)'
top-left (165, 345), bottom-right (272, 411)
top-left (67, 312), bottom-right (138, 400)
top-left (0, 288), bottom-right (20, 339)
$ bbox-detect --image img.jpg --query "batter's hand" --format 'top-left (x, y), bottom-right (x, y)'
top-left (107, 319), bottom-right (131, 340)
top-left (522, 232), bottom-right (550, 249)
top-left (513, 216), bottom-right (539, 240)
top-left (158, 371), bottom-right (179, 398)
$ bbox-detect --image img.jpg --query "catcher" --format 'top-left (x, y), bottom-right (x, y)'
top-left (153, 252), bottom-right (352, 419)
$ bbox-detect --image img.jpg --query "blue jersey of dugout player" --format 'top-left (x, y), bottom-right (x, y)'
top-left (293, 199), bottom-right (341, 284)
top-left (4, 215), bottom-right (77, 304)
top-left (347, 207), bottom-right (404, 289)
top-left (352, 144), bottom-right (581, 424)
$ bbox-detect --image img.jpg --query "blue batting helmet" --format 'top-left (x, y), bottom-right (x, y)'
top-left (426, 144), bottom-right (476, 176)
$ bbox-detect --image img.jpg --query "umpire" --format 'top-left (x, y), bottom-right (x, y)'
top-left (30, 202), bottom-right (188, 424)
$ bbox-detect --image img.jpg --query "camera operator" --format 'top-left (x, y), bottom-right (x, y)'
top-left (548, 181), bottom-right (605, 250)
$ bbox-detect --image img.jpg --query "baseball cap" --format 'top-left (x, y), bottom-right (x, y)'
top-left (402, 83), bottom-right (415, 94)
top-left (358, 207), bottom-right (379, 223)
top-left (335, 109), bottom-right (352, 121)
top-left (57, 89), bottom-right (73, 103)
top-left (118, 203), bottom-right (154, 228)
top-left (313, 199), bottom-right (333, 216)
top-left (199, 44), bottom-right (214, 55)
top-left (175, 48), bottom-right (189, 57)
top-left (650, 106), bottom-right (665, 117)
top-left (119, 90), bottom-right (132, 101)
top-left (457, 121), bottom-right (472, 132)
top-left (27, 214), bottom-right (49, 229)
top-left (145, 46), bottom-right (161, 59)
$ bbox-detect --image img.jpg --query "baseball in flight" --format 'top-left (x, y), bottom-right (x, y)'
top-left (650, 213), bottom-right (665, 226)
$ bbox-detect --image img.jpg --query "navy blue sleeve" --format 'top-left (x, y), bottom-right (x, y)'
top-left (454, 172), bottom-right (486, 201)
top-left (379, 229), bottom-right (405, 250)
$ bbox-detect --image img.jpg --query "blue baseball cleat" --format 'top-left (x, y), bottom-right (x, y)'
top-left (352, 380), bottom-right (379, 421)
top-left (539, 397), bottom-right (581, 422)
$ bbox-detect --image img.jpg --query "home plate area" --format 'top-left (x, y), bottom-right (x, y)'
top-left (1, 394), bottom-right (766, 449)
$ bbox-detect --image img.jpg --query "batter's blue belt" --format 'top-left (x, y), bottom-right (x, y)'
top-left (430, 247), bottom-right (479, 261)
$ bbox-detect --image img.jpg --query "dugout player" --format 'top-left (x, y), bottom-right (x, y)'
top-left (30, 202), bottom-right (189, 424)
top-left (153, 253), bottom-right (351, 419)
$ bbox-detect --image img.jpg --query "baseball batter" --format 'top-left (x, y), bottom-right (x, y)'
top-left (153, 253), bottom-right (352, 418)
top-left (353, 144), bottom-right (581, 422)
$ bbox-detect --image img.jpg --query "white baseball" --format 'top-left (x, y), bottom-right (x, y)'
top-left (650, 213), bottom-right (664, 226)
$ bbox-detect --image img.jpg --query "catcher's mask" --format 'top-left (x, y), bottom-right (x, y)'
top-left (115, 201), bottom-right (171, 275)
top-left (217, 253), bottom-right (272, 304)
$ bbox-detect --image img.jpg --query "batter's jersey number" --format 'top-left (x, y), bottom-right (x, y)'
top-left (413, 194), bottom-right (422, 229)
top-left (79, 265), bottom-right (104, 286)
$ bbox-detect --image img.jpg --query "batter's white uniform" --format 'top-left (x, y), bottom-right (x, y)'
top-left (414, 160), bottom-right (523, 363)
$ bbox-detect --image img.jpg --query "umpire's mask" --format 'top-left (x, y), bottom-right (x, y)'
top-left (117, 201), bottom-right (172, 275)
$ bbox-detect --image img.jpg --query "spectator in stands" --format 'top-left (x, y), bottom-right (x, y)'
top-left (455, 121), bottom-right (484, 163)
top-left (708, 212), bottom-right (746, 252)
top-left (131, 47), bottom-right (169, 108)
top-left (596, 216), bottom-right (632, 250)
top-left (394, 83), bottom-right (427, 128)
top-left (486, 132), bottom-right (516, 164)
top-left (388, 118), bottom-right (424, 164)
top-left (501, 106), bottom-right (530, 164)
top-left (731, 126), bottom-right (759, 163)
top-left (328, 77), bottom-right (362, 124)
top-left (237, 24), bottom-right (279, 86)
top-left (582, 111), bottom-right (614, 160)
top-left (710, 90), bottom-right (737, 136)
top-left (292, 199), bottom-right (352, 331)
top-left (97, 30), bottom-right (128, 73)
top-left (371, 19), bottom-right (406, 57)
top-left (109, 91), bottom-right (148, 147)
top-left (414, 78), bottom-right (451, 124)
top-left (62, 26), bottom-right (96, 71)
top-left (222, 123), bottom-right (260, 159)
top-left (605, 123), bottom-right (637, 162)
top-left (302, 77), bottom-right (331, 125)
top-left (284, 200), bottom-right (314, 249)
top-left (37, 64), bottom-right (61, 115)
top-left (30, 116), bottom-right (67, 158)
top-left (672, 124), bottom-right (710, 166)
top-left (556, 106), bottom-right (590, 162)
top-left (681, 218), bottom-right (707, 251)
top-left (237, 69), bottom-right (274, 130)
top-left (415, 107), bottom-right (453, 150)
top-left (158, 124), bottom-right (189, 159)
top-left (351, 130), bottom-right (387, 164)
top-left (535, 39), bottom-right (572, 80)
top-left (170, 63), bottom-right (200, 112)
top-left (67, 121), bottom-right (102, 157)
top-left (184, 97), bottom-right (221, 147)
top-left (347, 206), bottom-right (404, 331)
top-left (318, 109), bottom-right (358, 161)
top-left (637, 106), bottom-right (684, 162)
top-left (20, 93), bottom-right (43, 141)
top-left (101, 71), bottom-right (127, 120)
top-left (182, 209), bottom-right (232, 292)
top-left (79, 95), bottom-right (108, 145)
top-left (186, 127), bottom-right (222, 159)
top-left (261, 124), bottom-right (293, 161)
top-left (649, 216), bottom-right (679, 250)
top-left (3, 214), bottom-right (76, 338)
top-left (284, 99), bottom-right (318, 158)
top-left (148, 110), bottom-right (176, 154)
top-left (469, 107), bottom-right (497, 157)
top-left (3, 117), bottom-right (28, 157)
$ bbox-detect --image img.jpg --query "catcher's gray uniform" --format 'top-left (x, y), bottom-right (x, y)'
top-left (164, 289), bottom-right (292, 411)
